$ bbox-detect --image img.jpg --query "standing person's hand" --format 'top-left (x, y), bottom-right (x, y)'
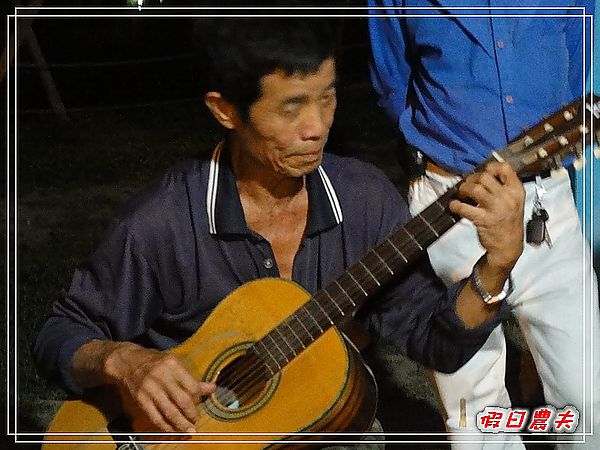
top-left (450, 162), bottom-right (525, 272)
top-left (451, 162), bottom-right (525, 327)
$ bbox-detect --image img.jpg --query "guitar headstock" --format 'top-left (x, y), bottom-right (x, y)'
top-left (484, 94), bottom-right (600, 179)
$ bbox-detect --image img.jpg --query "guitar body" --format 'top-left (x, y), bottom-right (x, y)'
top-left (43, 278), bottom-right (378, 449)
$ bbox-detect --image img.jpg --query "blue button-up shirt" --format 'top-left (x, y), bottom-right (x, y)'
top-left (369, 0), bottom-right (593, 173)
top-left (33, 144), bottom-right (506, 394)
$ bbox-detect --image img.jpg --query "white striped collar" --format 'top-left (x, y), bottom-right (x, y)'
top-left (206, 142), bottom-right (224, 235)
top-left (206, 142), bottom-right (343, 236)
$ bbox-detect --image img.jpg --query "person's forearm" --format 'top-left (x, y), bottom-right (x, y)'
top-left (455, 254), bottom-right (511, 328)
top-left (71, 339), bottom-right (140, 389)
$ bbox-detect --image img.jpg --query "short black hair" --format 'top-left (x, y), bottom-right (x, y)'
top-left (194, 18), bottom-right (336, 119)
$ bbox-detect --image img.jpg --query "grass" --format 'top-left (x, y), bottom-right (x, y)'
top-left (17, 102), bottom-right (222, 195)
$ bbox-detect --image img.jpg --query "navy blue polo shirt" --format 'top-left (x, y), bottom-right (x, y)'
top-left (33, 143), bottom-right (506, 394)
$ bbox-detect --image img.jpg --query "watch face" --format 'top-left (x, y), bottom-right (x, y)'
top-left (483, 294), bottom-right (505, 304)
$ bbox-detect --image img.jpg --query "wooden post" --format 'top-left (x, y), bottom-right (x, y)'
top-left (1, 0), bottom-right (45, 82)
top-left (4, 0), bottom-right (68, 120)
top-left (22, 26), bottom-right (69, 120)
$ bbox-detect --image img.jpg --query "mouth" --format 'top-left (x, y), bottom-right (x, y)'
top-left (291, 148), bottom-right (323, 159)
top-left (279, 149), bottom-right (324, 176)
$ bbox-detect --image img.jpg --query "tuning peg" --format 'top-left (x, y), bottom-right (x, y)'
top-left (573, 156), bottom-right (586, 171)
top-left (594, 147), bottom-right (600, 159)
top-left (523, 136), bottom-right (534, 146)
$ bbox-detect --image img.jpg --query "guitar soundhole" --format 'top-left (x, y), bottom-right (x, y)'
top-left (203, 343), bottom-right (280, 420)
top-left (214, 354), bottom-right (268, 410)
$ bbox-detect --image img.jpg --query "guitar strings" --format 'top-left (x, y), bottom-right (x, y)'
top-left (193, 195), bottom-right (456, 419)
top-left (189, 226), bottom-right (453, 436)
top-left (187, 199), bottom-right (457, 433)
top-left (196, 190), bottom-right (457, 407)
top-left (194, 196), bottom-right (456, 419)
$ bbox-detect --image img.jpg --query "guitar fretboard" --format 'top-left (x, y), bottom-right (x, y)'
top-left (252, 186), bottom-right (460, 375)
top-left (250, 93), bottom-right (599, 376)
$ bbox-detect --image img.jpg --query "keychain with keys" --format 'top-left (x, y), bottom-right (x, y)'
top-left (526, 177), bottom-right (552, 247)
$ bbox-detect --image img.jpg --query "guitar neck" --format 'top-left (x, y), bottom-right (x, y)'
top-left (251, 94), bottom-right (598, 376)
top-left (253, 186), bottom-right (461, 375)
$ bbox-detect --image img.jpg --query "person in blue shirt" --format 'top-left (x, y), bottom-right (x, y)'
top-left (368, 1), bottom-right (600, 448)
top-left (33, 18), bottom-right (525, 445)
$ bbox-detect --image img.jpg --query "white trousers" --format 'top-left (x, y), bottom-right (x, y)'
top-left (409, 170), bottom-right (600, 449)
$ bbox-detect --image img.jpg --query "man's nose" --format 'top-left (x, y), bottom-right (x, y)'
top-left (300, 104), bottom-right (330, 141)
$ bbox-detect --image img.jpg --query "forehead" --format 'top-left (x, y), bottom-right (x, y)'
top-left (257, 58), bottom-right (336, 102)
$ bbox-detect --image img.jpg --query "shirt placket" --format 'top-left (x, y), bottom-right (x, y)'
top-left (489, 14), bottom-right (515, 144)
top-left (251, 235), bottom-right (280, 278)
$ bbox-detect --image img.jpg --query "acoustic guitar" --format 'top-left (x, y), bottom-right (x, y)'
top-left (43, 95), bottom-right (599, 449)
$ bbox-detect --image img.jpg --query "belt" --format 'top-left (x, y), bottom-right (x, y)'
top-left (425, 159), bottom-right (552, 183)
top-left (520, 170), bottom-right (552, 183)
top-left (425, 160), bottom-right (459, 178)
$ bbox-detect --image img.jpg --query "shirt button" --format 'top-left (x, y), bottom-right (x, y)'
top-left (496, 40), bottom-right (504, 49)
top-left (263, 258), bottom-right (274, 269)
top-left (505, 95), bottom-right (513, 104)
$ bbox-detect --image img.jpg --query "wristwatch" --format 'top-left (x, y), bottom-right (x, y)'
top-left (470, 263), bottom-right (513, 304)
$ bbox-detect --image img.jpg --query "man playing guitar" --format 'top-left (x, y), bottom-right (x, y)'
top-left (33, 18), bottom-right (524, 444)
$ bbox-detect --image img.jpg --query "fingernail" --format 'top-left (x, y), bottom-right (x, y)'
top-left (187, 427), bottom-right (196, 434)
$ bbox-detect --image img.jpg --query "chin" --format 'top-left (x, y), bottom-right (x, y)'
top-left (280, 167), bottom-right (315, 178)
top-left (282, 158), bottom-right (322, 178)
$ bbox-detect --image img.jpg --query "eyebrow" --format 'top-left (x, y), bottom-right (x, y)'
top-left (281, 81), bottom-right (337, 105)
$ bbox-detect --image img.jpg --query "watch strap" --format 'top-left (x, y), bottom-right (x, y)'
top-left (471, 264), bottom-right (513, 304)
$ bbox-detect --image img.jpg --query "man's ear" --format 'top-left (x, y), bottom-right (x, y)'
top-left (204, 92), bottom-right (239, 129)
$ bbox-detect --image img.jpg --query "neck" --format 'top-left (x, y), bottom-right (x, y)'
top-left (229, 140), bottom-right (304, 207)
